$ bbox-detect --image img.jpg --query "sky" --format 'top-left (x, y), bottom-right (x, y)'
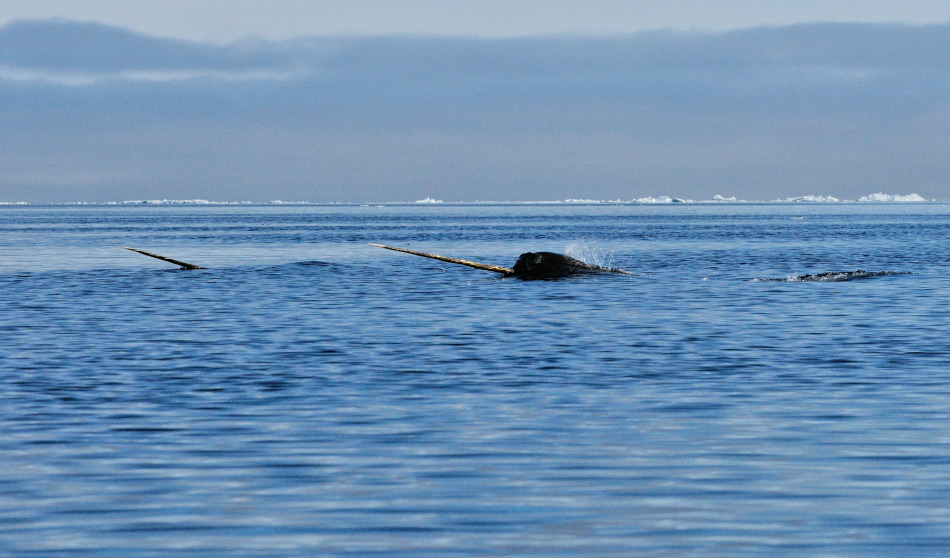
top-left (3, 1), bottom-right (950, 41)
top-left (2, 1), bottom-right (950, 202)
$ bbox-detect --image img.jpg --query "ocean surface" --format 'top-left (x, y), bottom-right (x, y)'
top-left (3, 202), bottom-right (950, 557)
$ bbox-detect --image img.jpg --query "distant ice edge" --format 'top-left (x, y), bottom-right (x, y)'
top-left (124, 192), bottom-right (926, 205)
top-left (3, 192), bottom-right (936, 205)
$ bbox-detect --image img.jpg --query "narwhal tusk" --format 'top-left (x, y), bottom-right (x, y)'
top-left (369, 243), bottom-right (513, 275)
top-left (123, 246), bottom-right (205, 270)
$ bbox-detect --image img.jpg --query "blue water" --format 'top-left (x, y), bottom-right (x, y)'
top-left (3, 203), bottom-right (950, 557)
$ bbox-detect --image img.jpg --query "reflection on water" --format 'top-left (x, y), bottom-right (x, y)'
top-left (2, 204), bottom-right (950, 556)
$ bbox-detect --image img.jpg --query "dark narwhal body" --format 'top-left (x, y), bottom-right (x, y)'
top-left (508, 251), bottom-right (608, 279)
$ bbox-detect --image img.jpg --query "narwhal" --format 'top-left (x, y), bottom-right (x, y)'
top-left (123, 246), bottom-right (205, 269)
top-left (755, 269), bottom-right (913, 282)
top-left (369, 243), bottom-right (632, 280)
top-left (122, 245), bottom-right (911, 283)
top-left (123, 243), bottom-right (631, 279)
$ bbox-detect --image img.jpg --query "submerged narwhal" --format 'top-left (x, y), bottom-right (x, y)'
top-left (369, 244), bottom-right (632, 280)
top-left (755, 269), bottom-right (913, 282)
top-left (123, 246), bottom-right (205, 269)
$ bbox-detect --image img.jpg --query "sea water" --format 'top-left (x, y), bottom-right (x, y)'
top-left (2, 203), bottom-right (950, 557)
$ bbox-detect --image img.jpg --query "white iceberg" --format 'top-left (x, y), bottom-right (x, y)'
top-left (779, 195), bottom-right (840, 203)
top-left (857, 193), bottom-right (927, 202)
top-left (632, 196), bottom-right (674, 203)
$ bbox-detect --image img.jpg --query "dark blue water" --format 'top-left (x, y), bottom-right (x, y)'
top-left (3, 203), bottom-right (950, 557)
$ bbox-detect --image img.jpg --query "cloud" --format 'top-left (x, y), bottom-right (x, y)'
top-left (0, 19), bottom-right (300, 83)
top-left (1, 20), bottom-right (949, 202)
top-left (0, 19), bottom-right (289, 70)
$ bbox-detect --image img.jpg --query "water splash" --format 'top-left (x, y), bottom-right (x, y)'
top-left (563, 240), bottom-right (654, 277)
top-left (564, 240), bottom-right (615, 269)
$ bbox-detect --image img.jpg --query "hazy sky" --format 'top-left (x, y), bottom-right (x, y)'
top-left (2, 3), bottom-right (950, 202)
top-left (2, 1), bottom-right (950, 40)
